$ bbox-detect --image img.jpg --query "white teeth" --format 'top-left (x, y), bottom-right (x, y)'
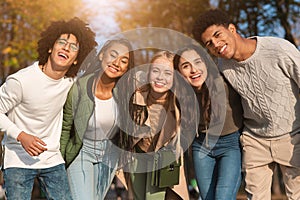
top-left (220, 45), bottom-right (226, 53)
top-left (58, 53), bottom-right (67, 59)
top-left (155, 82), bottom-right (164, 86)
top-left (192, 74), bottom-right (201, 79)
top-left (108, 65), bottom-right (118, 72)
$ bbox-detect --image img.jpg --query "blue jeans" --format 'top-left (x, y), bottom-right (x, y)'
top-left (192, 131), bottom-right (242, 200)
top-left (3, 164), bottom-right (72, 200)
top-left (67, 139), bottom-right (118, 200)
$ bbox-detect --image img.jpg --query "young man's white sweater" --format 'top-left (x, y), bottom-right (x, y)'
top-left (0, 61), bottom-right (74, 169)
top-left (219, 36), bottom-right (300, 138)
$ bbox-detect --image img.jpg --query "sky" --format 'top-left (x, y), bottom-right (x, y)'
top-left (82, 0), bottom-right (217, 43)
top-left (82, 0), bottom-right (126, 44)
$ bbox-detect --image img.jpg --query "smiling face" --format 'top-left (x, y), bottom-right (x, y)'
top-left (50, 34), bottom-right (79, 72)
top-left (201, 24), bottom-right (237, 59)
top-left (100, 42), bottom-right (130, 79)
top-left (178, 49), bottom-right (207, 90)
top-left (149, 57), bottom-right (174, 97)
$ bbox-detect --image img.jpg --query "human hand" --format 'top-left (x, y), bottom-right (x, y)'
top-left (17, 131), bottom-right (47, 156)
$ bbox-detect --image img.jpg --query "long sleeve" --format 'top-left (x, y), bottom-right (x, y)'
top-left (0, 76), bottom-right (23, 140)
top-left (276, 39), bottom-right (300, 88)
top-left (2, 62), bottom-right (74, 169)
top-left (219, 36), bottom-right (300, 137)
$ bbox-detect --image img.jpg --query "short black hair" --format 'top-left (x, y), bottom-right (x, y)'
top-left (193, 8), bottom-right (231, 45)
top-left (37, 17), bottom-right (97, 77)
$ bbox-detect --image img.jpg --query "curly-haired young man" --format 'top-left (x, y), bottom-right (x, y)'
top-left (0, 17), bottom-right (97, 199)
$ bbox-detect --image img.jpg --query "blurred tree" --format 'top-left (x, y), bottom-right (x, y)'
top-left (217, 0), bottom-right (300, 47)
top-left (115, 0), bottom-right (210, 64)
top-left (117, 0), bottom-right (209, 35)
top-left (0, 0), bottom-right (85, 84)
top-left (116, 0), bottom-right (300, 49)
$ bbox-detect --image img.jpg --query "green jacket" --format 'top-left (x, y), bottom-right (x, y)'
top-left (60, 72), bottom-right (121, 167)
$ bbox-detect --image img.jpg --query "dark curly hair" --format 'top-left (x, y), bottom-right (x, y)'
top-left (37, 17), bottom-right (97, 77)
top-left (192, 8), bottom-right (231, 45)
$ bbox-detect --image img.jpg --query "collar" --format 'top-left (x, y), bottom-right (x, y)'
top-left (133, 88), bottom-right (176, 112)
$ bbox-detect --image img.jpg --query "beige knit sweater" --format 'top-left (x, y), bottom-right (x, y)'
top-left (219, 36), bottom-right (300, 138)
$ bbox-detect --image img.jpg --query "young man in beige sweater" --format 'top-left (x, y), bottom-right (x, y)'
top-left (192, 8), bottom-right (300, 200)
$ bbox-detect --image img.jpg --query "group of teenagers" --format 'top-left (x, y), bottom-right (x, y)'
top-left (0, 8), bottom-right (300, 200)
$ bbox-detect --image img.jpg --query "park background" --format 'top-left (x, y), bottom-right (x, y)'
top-left (1, 0), bottom-right (300, 199)
top-left (1, 0), bottom-right (300, 84)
